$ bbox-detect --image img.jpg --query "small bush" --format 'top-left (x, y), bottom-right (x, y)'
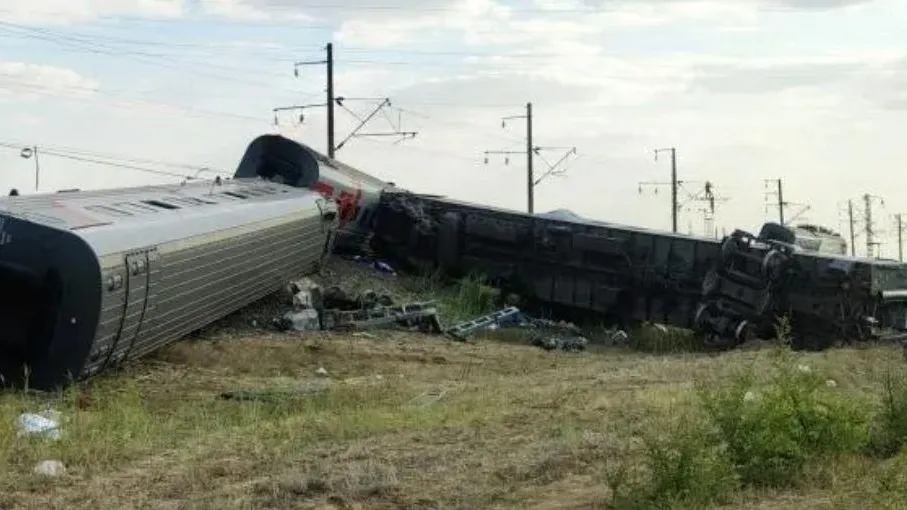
top-left (697, 344), bottom-right (870, 487)
top-left (867, 369), bottom-right (907, 458)
top-left (614, 412), bottom-right (739, 509)
top-left (442, 273), bottom-right (498, 321)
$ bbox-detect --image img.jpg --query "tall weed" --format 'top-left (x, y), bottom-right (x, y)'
top-left (613, 412), bottom-right (738, 509)
top-left (696, 317), bottom-right (870, 487)
top-left (867, 369), bottom-right (907, 458)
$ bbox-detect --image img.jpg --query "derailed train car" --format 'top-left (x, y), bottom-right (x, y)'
top-left (370, 191), bottom-right (722, 332)
top-left (369, 191), bottom-right (907, 348)
top-left (697, 225), bottom-right (907, 348)
top-left (233, 134), bottom-right (398, 252)
top-left (0, 178), bottom-right (337, 390)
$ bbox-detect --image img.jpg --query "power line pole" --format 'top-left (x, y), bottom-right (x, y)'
top-left (483, 102), bottom-right (575, 215)
top-left (19, 146), bottom-right (39, 191)
top-left (638, 148), bottom-right (678, 232)
top-left (848, 199), bottom-right (856, 256)
top-left (859, 193), bottom-right (886, 258)
top-left (292, 42), bottom-right (335, 158)
top-left (277, 43), bottom-right (416, 155)
top-left (763, 178), bottom-right (785, 224)
top-left (865, 193), bottom-right (873, 258)
top-left (896, 213), bottom-right (905, 261)
top-left (526, 102), bottom-right (533, 214)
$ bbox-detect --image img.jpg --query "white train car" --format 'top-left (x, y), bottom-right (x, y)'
top-left (233, 135), bottom-right (398, 249)
top-left (0, 178), bottom-right (337, 390)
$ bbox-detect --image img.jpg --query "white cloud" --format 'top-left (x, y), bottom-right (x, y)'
top-left (0, 61), bottom-right (99, 101)
top-left (5, 0), bottom-right (907, 249)
top-left (197, 0), bottom-right (314, 20)
top-left (0, 0), bottom-right (183, 24)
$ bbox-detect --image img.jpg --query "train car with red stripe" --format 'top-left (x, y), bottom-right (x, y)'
top-left (234, 134), bottom-right (398, 250)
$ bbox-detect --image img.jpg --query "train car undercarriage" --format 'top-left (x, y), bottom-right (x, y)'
top-left (369, 191), bottom-right (907, 349)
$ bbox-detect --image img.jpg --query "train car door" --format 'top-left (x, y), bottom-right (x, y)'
top-left (101, 247), bottom-right (157, 370)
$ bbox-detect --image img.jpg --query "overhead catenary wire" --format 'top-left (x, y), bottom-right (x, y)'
top-left (0, 141), bottom-right (230, 181)
top-left (0, 20), bottom-right (311, 95)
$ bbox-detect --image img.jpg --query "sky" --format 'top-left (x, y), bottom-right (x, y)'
top-left (1, 0), bottom-right (907, 257)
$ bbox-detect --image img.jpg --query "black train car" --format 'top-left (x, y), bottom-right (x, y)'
top-left (370, 191), bottom-right (722, 332)
top-left (370, 192), bottom-right (907, 348)
top-left (0, 178), bottom-right (337, 390)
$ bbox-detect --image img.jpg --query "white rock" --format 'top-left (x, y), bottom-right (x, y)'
top-left (34, 460), bottom-right (65, 477)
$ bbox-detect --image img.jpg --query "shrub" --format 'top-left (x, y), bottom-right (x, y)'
top-left (442, 273), bottom-right (498, 321)
top-left (613, 412), bottom-right (739, 509)
top-left (697, 342), bottom-right (870, 487)
top-left (867, 369), bottom-right (907, 458)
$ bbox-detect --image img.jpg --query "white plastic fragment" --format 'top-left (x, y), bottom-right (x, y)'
top-left (283, 309), bottom-right (320, 331)
top-left (315, 367), bottom-right (329, 377)
top-left (16, 411), bottom-right (62, 440)
top-left (826, 379), bottom-right (838, 388)
top-left (33, 460), bottom-right (65, 477)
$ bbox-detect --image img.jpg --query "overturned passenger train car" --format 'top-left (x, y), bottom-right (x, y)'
top-left (233, 134), bottom-right (398, 252)
top-left (369, 191), bottom-right (907, 349)
top-left (0, 179), bottom-right (337, 390)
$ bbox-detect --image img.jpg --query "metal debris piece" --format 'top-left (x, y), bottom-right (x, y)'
top-left (444, 306), bottom-right (522, 340)
top-left (321, 301), bottom-right (442, 333)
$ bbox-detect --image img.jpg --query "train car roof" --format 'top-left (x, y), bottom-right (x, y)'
top-left (0, 178), bottom-right (315, 232)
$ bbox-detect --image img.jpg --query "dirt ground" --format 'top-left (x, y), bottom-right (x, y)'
top-left (0, 259), bottom-right (905, 509)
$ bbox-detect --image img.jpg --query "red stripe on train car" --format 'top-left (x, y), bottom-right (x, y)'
top-left (313, 181), bottom-right (334, 197)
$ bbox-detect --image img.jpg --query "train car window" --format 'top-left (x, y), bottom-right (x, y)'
top-left (164, 195), bottom-right (218, 206)
top-left (85, 205), bottom-right (133, 217)
top-left (115, 202), bottom-right (159, 213)
top-left (142, 199), bottom-right (180, 210)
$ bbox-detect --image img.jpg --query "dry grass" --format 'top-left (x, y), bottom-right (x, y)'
top-left (1, 259), bottom-right (907, 509)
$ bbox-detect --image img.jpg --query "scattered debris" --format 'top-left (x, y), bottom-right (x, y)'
top-left (17, 410), bottom-right (62, 440)
top-left (443, 306), bottom-right (614, 352)
top-left (348, 255), bottom-right (396, 276)
top-left (604, 329), bottom-right (630, 346)
top-left (33, 460), bottom-right (65, 477)
top-left (445, 307), bottom-right (522, 340)
top-left (315, 367), bottom-right (329, 377)
top-left (531, 335), bottom-right (589, 352)
top-left (322, 301), bottom-right (442, 333)
top-left (275, 309), bottom-right (320, 332)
